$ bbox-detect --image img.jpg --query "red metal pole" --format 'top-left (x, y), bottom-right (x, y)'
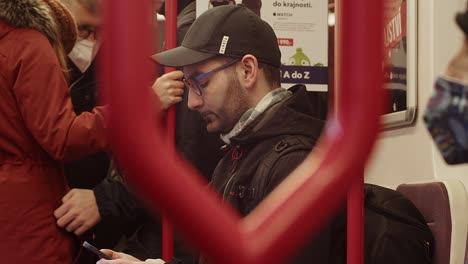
top-left (347, 171), bottom-right (365, 264)
top-left (163, 0), bottom-right (178, 261)
top-left (102, 0), bottom-right (384, 262)
top-left (335, 0), bottom-right (383, 263)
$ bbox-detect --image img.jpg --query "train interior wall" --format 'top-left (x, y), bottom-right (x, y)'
top-left (365, 0), bottom-right (468, 190)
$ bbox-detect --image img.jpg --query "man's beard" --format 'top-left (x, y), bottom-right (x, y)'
top-left (219, 73), bottom-right (250, 133)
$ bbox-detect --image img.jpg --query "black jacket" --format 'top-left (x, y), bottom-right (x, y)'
top-left (209, 85), bottom-right (344, 264)
top-left (211, 85), bottom-right (326, 215)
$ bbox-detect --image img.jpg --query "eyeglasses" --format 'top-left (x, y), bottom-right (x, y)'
top-left (78, 24), bottom-right (98, 39)
top-left (182, 59), bottom-right (239, 96)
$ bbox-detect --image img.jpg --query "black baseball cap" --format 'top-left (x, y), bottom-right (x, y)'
top-left (152, 4), bottom-right (281, 68)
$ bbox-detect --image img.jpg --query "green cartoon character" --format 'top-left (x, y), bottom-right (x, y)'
top-left (288, 48), bottom-right (311, 66)
top-left (288, 48), bottom-right (324, 66)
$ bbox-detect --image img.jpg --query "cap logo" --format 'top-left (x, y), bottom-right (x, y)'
top-left (219, 36), bottom-right (229, 54)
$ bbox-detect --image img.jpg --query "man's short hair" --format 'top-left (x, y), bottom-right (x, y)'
top-left (456, 3), bottom-right (468, 37)
top-left (219, 57), bottom-right (281, 88)
top-left (77, 0), bottom-right (98, 16)
top-left (259, 63), bottom-right (281, 88)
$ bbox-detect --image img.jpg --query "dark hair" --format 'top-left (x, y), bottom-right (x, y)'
top-left (158, 0), bottom-right (195, 15)
top-left (219, 56), bottom-right (281, 88)
top-left (259, 63), bottom-right (281, 88)
top-left (456, 4), bottom-right (468, 37)
top-left (77, 0), bottom-right (99, 16)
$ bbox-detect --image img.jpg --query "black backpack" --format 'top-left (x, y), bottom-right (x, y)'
top-left (364, 184), bottom-right (434, 264)
top-left (255, 136), bottom-right (435, 264)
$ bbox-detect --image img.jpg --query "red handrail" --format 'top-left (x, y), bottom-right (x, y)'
top-left (347, 174), bottom-right (365, 263)
top-left (101, 0), bottom-right (384, 263)
top-left (162, 0), bottom-right (178, 261)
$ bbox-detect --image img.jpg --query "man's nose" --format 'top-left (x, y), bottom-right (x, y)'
top-left (187, 89), bottom-right (203, 110)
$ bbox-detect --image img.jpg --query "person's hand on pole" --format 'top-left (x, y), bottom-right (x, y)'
top-left (152, 71), bottom-right (185, 110)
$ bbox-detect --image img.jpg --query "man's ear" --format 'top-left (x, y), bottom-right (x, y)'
top-left (238, 55), bottom-right (258, 89)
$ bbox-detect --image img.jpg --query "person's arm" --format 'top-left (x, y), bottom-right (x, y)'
top-left (93, 175), bottom-right (147, 224)
top-left (10, 30), bottom-right (107, 162)
top-left (54, 165), bottom-right (148, 235)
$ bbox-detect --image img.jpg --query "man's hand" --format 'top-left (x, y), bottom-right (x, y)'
top-left (54, 189), bottom-right (101, 236)
top-left (152, 70), bottom-right (186, 110)
top-left (96, 249), bottom-right (166, 264)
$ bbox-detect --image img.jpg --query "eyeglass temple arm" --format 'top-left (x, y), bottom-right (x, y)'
top-left (194, 59), bottom-right (240, 81)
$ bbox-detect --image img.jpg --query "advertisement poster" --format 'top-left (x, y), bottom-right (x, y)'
top-left (383, 0), bottom-right (408, 114)
top-left (197, 1), bottom-right (329, 91)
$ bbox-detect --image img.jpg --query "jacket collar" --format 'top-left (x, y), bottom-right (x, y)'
top-left (0, 0), bottom-right (58, 47)
top-left (229, 85), bottom-right (326, 146)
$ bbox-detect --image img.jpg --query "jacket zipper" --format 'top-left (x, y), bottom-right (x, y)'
top-left (222, 145), bottom-right (243, 200)
top-left (223, 172), bottom-right (237, 201)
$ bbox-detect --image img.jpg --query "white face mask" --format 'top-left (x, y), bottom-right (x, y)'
top-left (68, 39), bottom-right (98, 73)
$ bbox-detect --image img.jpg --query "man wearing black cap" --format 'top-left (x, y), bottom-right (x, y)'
top-left (97, 4), bottom-right (338, 264)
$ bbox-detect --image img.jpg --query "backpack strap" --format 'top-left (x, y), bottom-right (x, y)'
top-left (238, 135), bottom-right (317, 215)
top-left (261, 135), bottom-right (316, 170)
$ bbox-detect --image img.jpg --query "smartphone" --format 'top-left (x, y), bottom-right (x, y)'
top-left (82, 241), bottom-right (112, 260)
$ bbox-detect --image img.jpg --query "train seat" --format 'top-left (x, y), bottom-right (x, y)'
top-left (396, 179), bottom-right (468, 264)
